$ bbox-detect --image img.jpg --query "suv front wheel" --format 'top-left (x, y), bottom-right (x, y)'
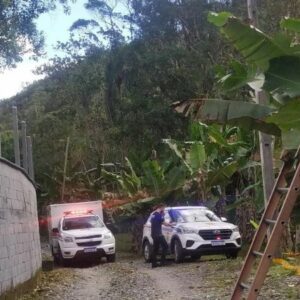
top-left (174, 239), bottom-right (184, 263)
top-left (143, 240), bottom-right (152, 263)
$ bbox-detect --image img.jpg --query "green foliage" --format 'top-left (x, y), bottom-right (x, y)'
top-left (173, 99), bottom-right (280, 135)
top-left (217, 60), bottom-right (258, 92)
top-left (161, 125), bottom-right (254, 201)
top-left (102, 157), bottom-right (141, 197)
top-left (142, 160), bottom-right (165, 196)
top-left (281, 17), bottom-right (300, 33)
top-left (174, 12), bottom-right (300, 149)
top-left (0, 0), bottom-right (71, 69)
top-left (208, 13), bottom-right (282, 69)
top-left (250, 219), bottom-right (259, 229)
top-left (264, 56), bottom-right (300, 101)
top-left (207, 161), bottom-right (239, 188)
top-left (0, 130), bottom-right (14, 162)
top-left (163, 139), bottom-right (192, 174)
top-left (1, 0), bottom-right (299, 203)
top-left (207, 12), bottom-right (232, 27)
top-left (267, 100), bottom-right (300, 149)
top-left (188, 143), bottom-right (206, 172)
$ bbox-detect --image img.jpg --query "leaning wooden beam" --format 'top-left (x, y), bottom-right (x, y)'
top-left (12, 106), bottom-right (21, 166)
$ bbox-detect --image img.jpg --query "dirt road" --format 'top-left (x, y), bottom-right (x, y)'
top-left (21, 251), bottom-right (299, 300)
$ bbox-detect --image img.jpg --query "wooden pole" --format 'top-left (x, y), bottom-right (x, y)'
top-left (247, 0), bottom-right (274, 204)
top-left (21, 121), bottom-right (28, 172)
top-left (0, 133), bottom-right (2, 157)
top-left (247, 0), bottom-right (257, 24)
top-left (61, 137), bottom-right (70, 202)
top-left (27, 136), bottom-right (34, 180)
top-left (12, 106), bottom-right (21, 166)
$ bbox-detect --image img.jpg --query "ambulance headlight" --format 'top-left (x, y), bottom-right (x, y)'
top-left (64, 236), bottom-right (73, 243)
top-left (104, 232), bottom-right (113, 239)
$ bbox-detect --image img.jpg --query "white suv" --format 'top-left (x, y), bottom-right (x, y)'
top-left (142, 206), bottom-right (241, 263)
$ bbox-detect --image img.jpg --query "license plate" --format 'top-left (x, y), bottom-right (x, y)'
top-left (84, 247), bottom-right (97, 253)
top-left (211, 240), bottom-right (225, 246)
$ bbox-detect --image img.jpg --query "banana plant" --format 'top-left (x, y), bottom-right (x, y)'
top-left (101, 157), bottom-right (141, 197)
top-left (173, 13), bottom-right (300, 149)
top-left (162, 127), bottom-right (252, 201)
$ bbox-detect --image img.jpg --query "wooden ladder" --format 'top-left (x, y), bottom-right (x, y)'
top-left (231, 149), bottom-right (300, 300)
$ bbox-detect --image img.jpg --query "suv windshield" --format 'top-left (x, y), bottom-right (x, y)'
top-left (169, 209), bottom-right (220, 223)
top-left (62, 215), bottom-right (104, 230)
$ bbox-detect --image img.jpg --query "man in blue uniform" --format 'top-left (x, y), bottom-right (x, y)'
top-left (150, 204), bottom-right (171, 268)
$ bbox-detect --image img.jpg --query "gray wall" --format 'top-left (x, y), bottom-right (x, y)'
top-left (0, 158), bottom-right (41, 296)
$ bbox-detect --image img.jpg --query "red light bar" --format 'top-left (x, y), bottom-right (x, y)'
top-left (64, 209), bottom-right (93, 216)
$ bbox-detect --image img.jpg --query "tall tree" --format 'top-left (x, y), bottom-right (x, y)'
top-left (0, 0), bottom-right (71, 69)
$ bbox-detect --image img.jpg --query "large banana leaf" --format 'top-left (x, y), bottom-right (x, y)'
top-left (163, 139), bottom-right (193, 174)
top-left (207, 125), bottom-right (248, 151)
top-left (281, 129), bottom-right (300, 150)
top-left (172, 99), bottom-right (280, 135)
top-left (186, 143), bottom-right (206, 172)
top-left (124, 157), bottom-right (141, 190)
top-left (264, 56), bottom-right (300, 101)
top-left (101, 169), bottom-right (128, 193)
top-left (281, 17), bottom-right (300, 33)
top-left (101, 158), bottom-right (142, 196)
top-left (208, 12), bottom-right (288, 69)
top-left (267, 100), bottom-right (300, 149)
top-left (164, 166), bottom-right (187, 191)
top-left (206, 161), bottom-right (238, 188)
top-left (218, 60), bottom-right (263, 92)
top-left (142, 160), bottom-right (165, 196)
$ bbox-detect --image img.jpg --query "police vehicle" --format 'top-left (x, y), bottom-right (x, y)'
top-left (142, 206), bottom-right (241, 263)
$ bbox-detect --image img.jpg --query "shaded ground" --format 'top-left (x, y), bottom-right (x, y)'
top-left (21, 244), bottom-right (300, 300)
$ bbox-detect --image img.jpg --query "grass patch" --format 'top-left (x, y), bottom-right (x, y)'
top-left (268, 264), bottom-right (297, 277)
top-left (115, 233), bottom-right (133, 253)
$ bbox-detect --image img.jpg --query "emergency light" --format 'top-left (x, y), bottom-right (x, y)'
top-left (63, 209), bottom-right (94, 216)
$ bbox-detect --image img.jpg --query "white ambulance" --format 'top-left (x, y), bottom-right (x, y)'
top-left (47, 200), bottom-right (115, 265)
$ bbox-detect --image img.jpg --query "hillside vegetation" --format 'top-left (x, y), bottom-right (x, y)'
top-left (0, 1), bottom-right (300, 229)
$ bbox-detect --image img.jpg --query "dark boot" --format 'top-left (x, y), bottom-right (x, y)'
top-left (152, 260), bottom-right (158, 268)
top-left (160, 255), bottom-right (166, 266)
top-left (151, 255), bottom-right (158, 268)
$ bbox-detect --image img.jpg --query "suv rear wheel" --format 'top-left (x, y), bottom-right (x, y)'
top-left (174, 239), bottom-right (184, 263)
top-left (143, 240), bottom-right (152, 263)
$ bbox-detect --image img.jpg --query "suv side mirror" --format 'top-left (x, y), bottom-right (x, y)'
top-left (221, 217), bottom-right (227, 222)
top-left (52, 228), bottom-right (59, 234)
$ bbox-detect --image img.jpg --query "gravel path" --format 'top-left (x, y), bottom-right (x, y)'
top-left (22, 254), bottom-right (300, 300)
top-left (21, 250), bottom-right (300, 300)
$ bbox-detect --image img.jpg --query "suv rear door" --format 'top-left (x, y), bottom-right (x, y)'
top-left (162, 211), bottom-right (172, 245)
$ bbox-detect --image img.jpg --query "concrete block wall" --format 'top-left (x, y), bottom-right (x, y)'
top-left (0, 159), bottom-right (41, 296)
